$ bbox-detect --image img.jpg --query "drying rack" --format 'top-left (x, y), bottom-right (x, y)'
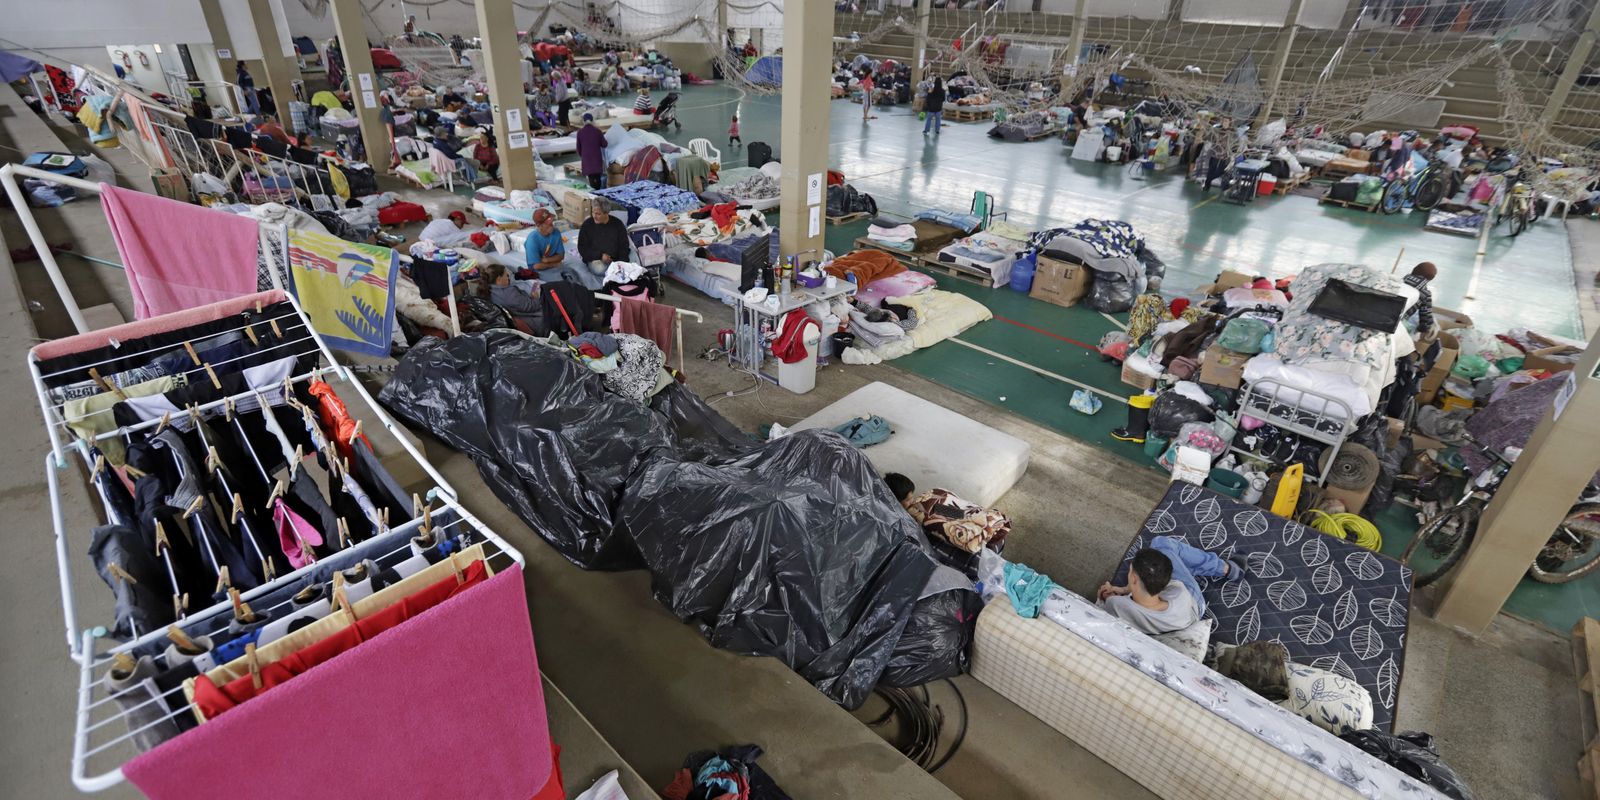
top-left (1229, 377), bottom-right (1355, 487)
top-left (27, 289), bottom-right (528, 792)
top-left (593, 290), bottom-right (702, 373)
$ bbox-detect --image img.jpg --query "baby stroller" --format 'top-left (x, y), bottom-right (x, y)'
top-left (652, 92), bottom-right (682, 131)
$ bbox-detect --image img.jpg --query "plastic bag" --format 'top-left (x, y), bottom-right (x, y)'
top-left (1087, 274), bottom-right (1136, 313)
top-left (1452, 354), bottom-right (1490, 380)
top-left (1338, 730), bottom-right (1475, 800)
top-left (1176, 421), bottom-right (1228, 456)
top-left (1070, 389), bottom-right (1102, 415)
top-left (879, 567), bottom-right (983, 687)
top-left (1149, 391), bottom-right (1216, 440)
top-left (1216, 317), bottom-right (1271, 353)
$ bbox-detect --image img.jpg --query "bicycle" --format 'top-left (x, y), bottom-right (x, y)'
top-left (1401, 433), bottom-right (1600, 587)
top-left (1379, 152), bottom-right (1452, 214)
top-left (1497, 173), bottom-right (1540, 238)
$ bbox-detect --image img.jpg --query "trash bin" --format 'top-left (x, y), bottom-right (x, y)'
top-left (1206, 468), bottom-right (1248, 498)
top-left (1256, 172), bottom-right (1277, 196)
top-left (778, 324), bottom-right (821, 393)
top-left (828, 332), bottom-right (857, 358)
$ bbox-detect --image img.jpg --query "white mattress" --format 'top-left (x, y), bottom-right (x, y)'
top-left (792, 381), bottom-right (1030, 507)
top-left (532, 135), bottom-right (577, 156)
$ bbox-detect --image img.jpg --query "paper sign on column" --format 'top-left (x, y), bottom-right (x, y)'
top-left (361, 91), bottom-right (377, 108)
top-left (506, 108), bottom-right (524, 132)
top-left (807, 173), bottom-right (823, 206)
top-left (508, 131), bottom-right (530, 149)
top-left (808, 205), bottom-right (821, 237)
top-left (358, 73), bottom-right (374, 91)
top-left (216, 48), bottom-right (232, 60)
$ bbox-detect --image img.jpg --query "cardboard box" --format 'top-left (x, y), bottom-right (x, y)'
top-left (1203, 270), bottom-right (1254, 295)
top-left (1433, 306), bottom-right (1473, 331)
top-left (1523, 344), bottom-right (1582, 373)
top-left (1030, 255), bottom-right (1093, 307)
top-left (1320, 482), bottom-right (1373, 516)
top-left (1121, 359), bottom-right (1157, 390)
top-left (559, 188), bottom-right (593, 226)
top-left (1418, 331), bottom-right (1459, 404)
top-left (1198, 346), bottom-right (1251, 390)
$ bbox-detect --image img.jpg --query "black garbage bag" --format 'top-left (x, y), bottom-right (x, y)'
top-left (1087, 273), bottom-right (1137, 313)
top-left (379, 332), bottom-right (676, 570)
top-left (879, 567), bottom-right (982, 688)
top-left (618, 430), bottom-right (936, 708)
top-left (1138, 244), bottom-right (1166, 292)
top-left (382, 332), bottom-right (941, 707)
top-left (1149, 392), bottom-right (1215, 441)
top-left (1339, 730), bottom-right (1475, 800)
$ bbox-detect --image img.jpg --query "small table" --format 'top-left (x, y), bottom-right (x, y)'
top-left (731, 282), bottom-right (855, 382)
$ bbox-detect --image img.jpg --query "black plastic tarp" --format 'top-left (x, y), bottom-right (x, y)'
top-left (379, 332), bottom-right (941, 707)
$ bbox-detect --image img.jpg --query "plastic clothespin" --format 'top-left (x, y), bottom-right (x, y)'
top-left (246, 643), bottom-right (263, 690)
top-left (202, 362), bottom-right (222, 391)
top-left (182, 341), bottom-right (202, 366)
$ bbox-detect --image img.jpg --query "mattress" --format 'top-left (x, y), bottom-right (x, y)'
top-left (792, 381), bottom-right (1030, 507)
top-left (1241, 355), bottom-right (1374, 420)
top-left (481, 200), bottom-right (560, 227)
top-left (937, 232), bottom-right (1025, 288)
top-left (1114, 483), bottom-right (1412, 731)
top-left (888, 289), bottom-right (993, 350)
top-left (532, 135), bottom-right (577, 156)
top-left (856, 270), bottom-right (937, 307)
top-left (395, 160), bottom-right (442, 189)
top-left (909, 219), bottom-right (965, 251)
top-left (663, 249), bottom-right (739, 302)
top-left (1295, 149), bottom-right (1341, 167)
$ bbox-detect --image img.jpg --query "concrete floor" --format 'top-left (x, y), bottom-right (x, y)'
top-left (0, 80), bottom-right (1588, 800)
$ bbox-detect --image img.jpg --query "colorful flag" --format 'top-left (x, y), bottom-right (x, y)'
top-left (284, 228), bottom-right (397, 356)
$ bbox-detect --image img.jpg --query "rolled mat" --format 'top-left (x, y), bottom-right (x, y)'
top-left (1322, 443), bottom-right (1379, 492)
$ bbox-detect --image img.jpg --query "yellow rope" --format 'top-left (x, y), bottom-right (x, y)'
top-left (1300, 509), bottom-right (1383, 552)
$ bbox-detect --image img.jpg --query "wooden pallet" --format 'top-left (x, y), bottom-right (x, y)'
top-left (850, 237), bottom-right (991, 287)
top-left (827, 211), bottom-right (867, 225)
top-left (1574, 618), bottom-right (1600, 800)
top-left (920, 257), bottom-right (994, 287)
top-left (945, 107), bottom-right (992, 123)
top-left (1318, 194), bottom-right (1380, 213)
top-left (1271, 172), bottom-right (1310, 195)
top-left (1014, 126), bottom-right (1063, 142)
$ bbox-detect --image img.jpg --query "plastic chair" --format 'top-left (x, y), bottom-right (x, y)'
top-left (970, 191), bottom-right (1008, 228)
top-left (686, 137), bottom-right (721, 168)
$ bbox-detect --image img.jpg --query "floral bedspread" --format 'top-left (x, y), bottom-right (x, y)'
top-left (1273, 262), bottom-right (1416, 373)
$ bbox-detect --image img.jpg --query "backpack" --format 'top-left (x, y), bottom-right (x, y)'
top-left (747, 141), bottom-right (773, 169)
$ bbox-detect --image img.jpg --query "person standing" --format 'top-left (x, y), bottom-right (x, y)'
top-left (378, 95), bottom-right (400, 171)
top-left (576, 114), bottom-right (607, 189)
top-left (728, 113), bottom-right (741, 148)
top-left (236, 62), bottom-right (259, 115)
top-left (858, 71), bottom-right (876, 121)
top-left (923, 77), bottom-right (945, 136)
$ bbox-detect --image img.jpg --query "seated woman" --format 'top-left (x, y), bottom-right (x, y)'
top-left (473, 131), bottom-right (501, 181)
top-left (480, 263), bottom-right (542, 331)
top-left (429, 127), bottom-right (479, 185)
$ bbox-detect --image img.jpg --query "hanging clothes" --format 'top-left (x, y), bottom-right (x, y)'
top-left (102, 186), bottom-right (262, 319)
top-left (273, 498), bottom-right (324, 569)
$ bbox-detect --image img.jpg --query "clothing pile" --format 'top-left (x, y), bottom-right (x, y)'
top-left (662, 746), bottom-right (790, 800)
top-left (722, 171), bottom-right (780, 201)
top-left (866, 220), bottom-right (917, 251)
top-left (593, 179), bottom-right (702, 217)
top-left (570, 331), bottom-right (668, 403)
top-left (907, 488), bottom-right (1012, 554)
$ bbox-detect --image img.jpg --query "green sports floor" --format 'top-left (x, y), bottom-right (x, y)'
top-left (544, 84), bottom-right (1594, 634)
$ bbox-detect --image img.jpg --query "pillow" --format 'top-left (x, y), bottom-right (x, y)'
top-left (1278, 662), bottom-right (1375, 736)
top-left (604, 124), bottom-right (644, 165)
top-left (1151, 617), bottom-right (1212, 662)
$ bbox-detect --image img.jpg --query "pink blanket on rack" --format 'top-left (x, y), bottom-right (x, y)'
top-left (124, 565), bottom-right (552, 800)
top-left (100, 184), bottom-right (261, 319)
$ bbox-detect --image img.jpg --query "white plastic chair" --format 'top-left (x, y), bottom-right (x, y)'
top-left (687, 137), bottom-right (721, 168)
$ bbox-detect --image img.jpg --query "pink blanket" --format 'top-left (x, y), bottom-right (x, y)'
top-left (124, 565), bottom-right (551, 799)
top-left (855, 270), bottom-right (937, 308)
top-left (100, 184), bottom-right (260, 318)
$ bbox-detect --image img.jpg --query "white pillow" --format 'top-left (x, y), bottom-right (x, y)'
top-left (1277, 662), bottom-right (1374, 736)
top-left (1151, 617), bottom-right (1212, 662)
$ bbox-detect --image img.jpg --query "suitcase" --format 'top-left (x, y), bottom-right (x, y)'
top-left (377, 201), bottom-right (428, 226)
top-left (747, 141), bottom-right (773, 169)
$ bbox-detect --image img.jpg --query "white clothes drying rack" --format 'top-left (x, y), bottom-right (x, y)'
top-left (593, 291), bottom-right (702, 373)
top-left (27, 290), bottom-right (527, 792)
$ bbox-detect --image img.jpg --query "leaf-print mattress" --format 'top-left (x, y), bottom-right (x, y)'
top-left (1114, 482), bottom-right (1413, 731)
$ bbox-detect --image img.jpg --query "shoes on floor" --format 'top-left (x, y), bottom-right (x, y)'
top-left (1110, 427), bottom-right (1145, 443)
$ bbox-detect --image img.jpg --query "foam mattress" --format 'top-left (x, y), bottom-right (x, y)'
top-left (792, 381), bottom-right (1030, 507)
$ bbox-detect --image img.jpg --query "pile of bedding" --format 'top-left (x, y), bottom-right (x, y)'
top-left (1028, 219), bottom-right (1166, 310)
top-left (867, 217), bottom-right (966, 253)
top-left (1241, 262), bottom-right (1419, 420)
top-left (936, 231), bottom-right (1027, 288)
top-left (593, 180), bottom-right (703, 218)
top-left (665, 206), bottom-right (768, 247)
top-left (478, 187), bottom-right (562, 226)
top-left (867, 220), bottom-right (917, 251)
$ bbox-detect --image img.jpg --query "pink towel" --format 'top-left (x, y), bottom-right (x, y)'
top-left (272, 499), bottom-right (324, 569)
top-left (100, 184), bottom-right (260, 319)
top-left (125, 565), bottom-right (552, 799)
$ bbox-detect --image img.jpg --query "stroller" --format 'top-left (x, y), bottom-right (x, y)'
top-left (652, 92), bottom-right (682, 131)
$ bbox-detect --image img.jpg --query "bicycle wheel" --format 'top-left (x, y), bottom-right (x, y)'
top-left (1380, 180), bottom-right (1407, 214)
top-left (1509, 204), bottom-right (1529, 237)
top-left (1528, 503), bottom-right (1600, 584)
top-left (1402, 503), bottom-right (1481, 588)
top-left (1413, 170), bottom-right (1449, 210)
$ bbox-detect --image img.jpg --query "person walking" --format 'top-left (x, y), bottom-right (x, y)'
top-left (728, 113), bottom-right (741, 148)
top-left (923, 77), bottom-right (945, 136)
top-left (859, 71), bottom-right (876, 121)
top-left (576, 114), bottom-right (607, 189)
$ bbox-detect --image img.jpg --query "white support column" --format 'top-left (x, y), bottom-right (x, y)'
top-left (329, 0), bottom-right (391, 168)
top-left (911, 0), bottom-right (934, 90)
top-left (247, 0), bottom-right (300, 132)
top-left (476, 0), bottom-right (537, 190)
top-left (1256, 0), bottom-right (1306, 128)
top-left (1542, 0), bottom-right (1600, 125)
top-left (778, 0), bottom-right (835, 266)
top-left (1067, 0), bottom-right (1088, 70)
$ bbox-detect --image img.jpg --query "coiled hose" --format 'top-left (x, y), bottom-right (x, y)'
top-left (1300, 509), bottom-right (1383, 552)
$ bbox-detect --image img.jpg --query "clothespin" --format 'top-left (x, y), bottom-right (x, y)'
top-left (154, 522), bottom-right (171, 557)
top-left (206, 446), bottom-right (222, 475)
top-left (224, 395), bottom-right (236, 421)
top-left (182, 496), bottom-right (205, 521)
top-left (282, 376), bottom-right (299, 409)
top-left (261, 557), bottom-right (275, 581)
top-left (246, 643), bottom-right (263, 690)
top-left (215, 566), bottom-right (231, 595)
top-left (336, 517), bottom-right (350, 550)
top-left (289, 444), bottom-right (304, 478)
top-left (88, 367), bottom-right (126, 400)
top-left (182, 341), bottom-right (201, 366)
top-left (230, 493), bottom-right (244, 523)
top-left (111, 651), bottom-right (137, 676)
top-left (422, 501), bottom-right (433, 536)
top-left (448, 551), bottom-right (464, 585)
top-left (92, 454), bottom-right (106, 476)
top-left (348, 420), bottom-right (363, 447)
top-left (229, 586), bottom-right (254, 623)
top-left (124, 463), bottom-right (148, 480)
top-left (172, 592), bottom-right (188, 619)
top-left (202, 362), bottom-right (222, 391)
top-left (331, 571), bottom-right (347, 612)
top-left (186, 403), bottom-right (203, 430)
top-left (268, 315), bottom-right (282, 338)
top-left (107, 562), bottom-right (138, 586)
top-left (167, 625), bottom-right (202, 655)
top-left (264, 479), bottom-right (287, 510)
top-left (254, 300), bottom-right (263, 315)
top-left (412, 493), bottom-right (424, 520)
top-left (243, 323), bottom-right (260, 347)
top-left (299, 539), bottom-right (316, 565)
top-left (153, 412), bottom-right (171, 437)
top-left (380, 507), bottom-right (390, 533)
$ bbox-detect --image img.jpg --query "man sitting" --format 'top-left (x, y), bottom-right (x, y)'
top-left (577, 200), bottom-right (631, 285)
top-left (1097, 537), bottom-right (1242, 635)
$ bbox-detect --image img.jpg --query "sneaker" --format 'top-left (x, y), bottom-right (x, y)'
top-left (1225, 556), bottom-right (1248, 581)
top-left (1110, 427), bottom-right (1145, 443)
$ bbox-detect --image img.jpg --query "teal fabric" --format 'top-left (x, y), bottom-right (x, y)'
top-left (831, 415), bottom-right (892, 447)
top-left (1002, 561), bottom-right (1060, 619)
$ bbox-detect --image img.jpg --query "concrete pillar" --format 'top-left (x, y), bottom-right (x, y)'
top-left (717, 0), bottom-right (729, 49)
top-left (911, 0), bottom-right (933, 90)
top-left (328, 0), bottom-right (391, 167)
top-left (778, 0), bottom-right (834, 266)
top-left (1255, 0), bottom-right (1306, 128)
top-left (1067, 0), bottom-right (1088, 71)
top-left (752, 28), bottom-right (765, 56)
top-left (475, 0), bottom-right (537, 190)
top-left (1435, 335), bottom-right (1600, 633)
top-left (247, 0), bottom-right (300, 132)
top-left (1541, 0), bottom-right (1600, 124)
top-left (196, 0), bottom-right (240, 113)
